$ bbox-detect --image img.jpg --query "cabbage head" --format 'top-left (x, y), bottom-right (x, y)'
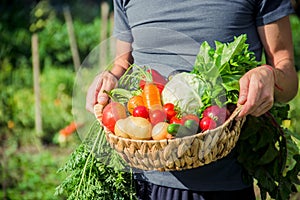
top-left (162, 72), bottom-right (206, 115)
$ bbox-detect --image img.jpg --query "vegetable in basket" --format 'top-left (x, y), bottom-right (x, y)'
top-left (152, 122), bottom-right (173, 140)
top-left (127, 95), bottom-right (144, 114)
top-left (163, 103), bottom-right (178, 121)
top-left (101, 102), bottom-right (127, 133)
top-left (132, 105), bottom-right (149, 119)
top-left (139, 69), bottom-right (167, 94)
top-left (162, 72), bottom-right (206, 115)
top-left (115, 116), bottom-right (152, 140)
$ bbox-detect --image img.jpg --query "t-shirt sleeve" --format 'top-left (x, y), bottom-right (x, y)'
top-left (256, 0), bottom-right (295, 26)
top-left (113, 0), bottom-right (133, 43)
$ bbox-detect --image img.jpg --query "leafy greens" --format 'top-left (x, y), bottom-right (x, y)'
top-left (192, 34), bottom-right (300, 200)
top-left (191, 34), bottom-right (259, 110)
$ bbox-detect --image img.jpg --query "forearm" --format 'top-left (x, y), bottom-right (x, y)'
top-left (271, 59), bottom-right (298, 102)
top-left (258, 16), bottom-right (298, 103)
top-left (110, 39), bottom-right (133, 79)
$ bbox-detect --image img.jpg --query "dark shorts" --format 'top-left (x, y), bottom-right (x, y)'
top-left (135, 180), bottom-right (256, 200)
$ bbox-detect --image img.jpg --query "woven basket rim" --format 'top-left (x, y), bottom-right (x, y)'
top-left (101, 105), bottom-right (243, 143)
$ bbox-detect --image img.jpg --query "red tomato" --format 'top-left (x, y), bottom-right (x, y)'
top-left (170, 116), bottom-right (183, 125)
top-left (200, 116), bottom-right (217, 131)
top-left (133, 106), bottom-right (149, 119)
top-left (149, 109), bottom-right (167, 125)
top-left (102, 102), bottom-right (127, 133)
top-left (163, 103), bottom-right (177, 121)
top-left (181, 114), bottom-right (200, 125)
top-left (202, 105), bottom-right (228, 125)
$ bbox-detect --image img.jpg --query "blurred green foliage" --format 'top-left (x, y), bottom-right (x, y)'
top-left (0, 0), bottom-right (107, 69)
top-left (0, 2), bottom-right (109, 199)
top-left (291, 15), bottom-right (300, 70)
top-left (30, 1), bottom-right (55, 33)
top-left (0, 2), bottom-right (104, 143)
top-left (39, 17), bottom-right (102, 68)
top-left (289, 14), bottom-right (300, 138)
top-left (290, 82), bottom-right (300, 135)
top-left (0, 144), bottom-right (71, 200)
top-left (0, 62), bottom-right (75, 144)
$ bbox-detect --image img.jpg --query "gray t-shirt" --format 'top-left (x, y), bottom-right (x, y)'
top-left (113, 0), bottom-right (294, 191)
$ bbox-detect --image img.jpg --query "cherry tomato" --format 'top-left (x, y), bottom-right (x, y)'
top-left (133, 106), bottom-right (149, 119)
top-left (202, 105), bottom-right (228, 125)
top-left (163, 103), bottom-right (177, 121)
top-left (170, 116), bottom-right (183, 125)
top-left (200, 116), bottom-right (217, 131)
top-left (149, 109), bottom-right (167, 125)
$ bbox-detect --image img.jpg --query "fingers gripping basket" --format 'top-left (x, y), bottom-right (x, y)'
top-left (95, 104), bottom-right (245, 171)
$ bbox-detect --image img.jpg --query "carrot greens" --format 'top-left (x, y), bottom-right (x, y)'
top-left (55, 120), bottom-right (135, 200)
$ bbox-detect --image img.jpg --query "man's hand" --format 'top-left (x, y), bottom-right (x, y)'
top-left (238, 66), bottom-right (275, 117)
top-left (85, 71), bottom-right (118, 113)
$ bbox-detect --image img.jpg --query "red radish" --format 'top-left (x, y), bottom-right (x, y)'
top-left (102, 102), bottom-right (127, 133)
top-left (149, 109), bottom-right (166, 125)
top-left (202, 105), bottom-right (229, 125)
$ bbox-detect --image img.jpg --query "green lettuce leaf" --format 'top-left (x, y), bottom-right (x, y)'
top-left (191, 34), bottom-right (259, 109)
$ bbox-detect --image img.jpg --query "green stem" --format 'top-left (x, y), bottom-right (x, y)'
top-left (130, 168), bottom-right (134, 200)
top-left (75, 124), bottom-right (102, 200)
top-left (110, 88), bottom-right (133, 100)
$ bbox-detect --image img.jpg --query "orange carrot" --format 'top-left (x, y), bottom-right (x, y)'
top-left (142, 83), bottom-right (162, 110)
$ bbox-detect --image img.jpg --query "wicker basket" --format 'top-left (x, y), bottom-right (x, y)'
top-left (95, 104), bottom-right (245, 171)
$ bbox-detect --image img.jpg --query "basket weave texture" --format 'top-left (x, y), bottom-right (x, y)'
top-left (100, 105), bottom-right (245, 171)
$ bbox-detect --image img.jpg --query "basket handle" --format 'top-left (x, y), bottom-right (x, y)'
top-left (94, 103), bottom-right (105, 124)
top-left (223, 104), bottom-right (243, 126)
